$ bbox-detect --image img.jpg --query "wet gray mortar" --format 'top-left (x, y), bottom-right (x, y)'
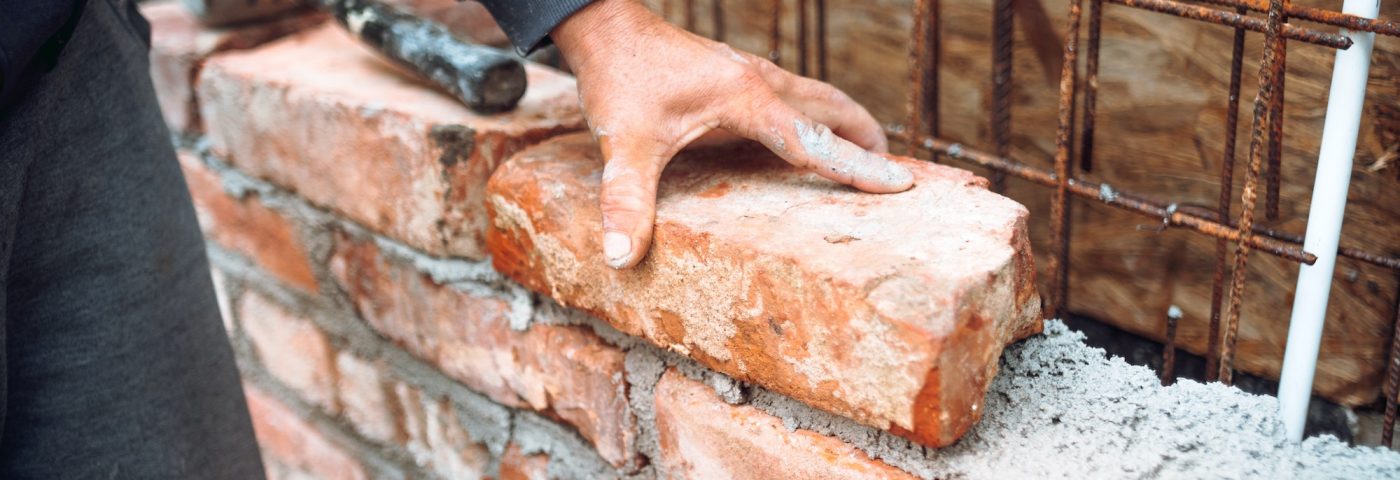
top-left (750, 320), bottom-right (1400, 479)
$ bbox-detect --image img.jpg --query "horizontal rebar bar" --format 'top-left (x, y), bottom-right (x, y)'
top-left (1192, 0), bottom-right (1400, 36)
top-left (891, 128), bottom-right (1320, 264)
top-left (1105, 0), bottom-right (1353, 49)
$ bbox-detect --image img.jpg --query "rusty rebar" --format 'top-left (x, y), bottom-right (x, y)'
top-left (990, 0), bottom-right (1015, 191)
top-left (798, 0), bottom-right (809, 76)
top-left (1265, 7), bottom-right (1287, 221)
top-left (1191, 0), bottom-right (1400, 36)
top-left (1050, 0), bottom-right (1085, 319)
top-left (1385, 280), bottom-right (1400, 447)
top-left (816, 0), bottom-right (828, 80)
top-left (1163, 305), bottom-right (1182, 385)
top-left (1180, 203), bottom-right (1400, 270)
top-left (712, 0), bottom-right (725, 41)
top-left (892, 130), bottom-right (1326, 265)
top-left (906, 0), bottom-right (940, 160)
top-left (685, 0), bottom-right (697, 31)
top-left (1218, 0), bottom-right (1287, 386)
top-left (1081, 0), bottom-right (1105, 172)
top-left (1105, 0), bottom-right (1352, 49)
top-left (1206, 9), bottom-right (1249, 382)
top-left (769, 0), bottom-right (782, 64)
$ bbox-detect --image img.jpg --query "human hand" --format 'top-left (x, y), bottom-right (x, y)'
top-left (551, 0), bottom-right (914, 269)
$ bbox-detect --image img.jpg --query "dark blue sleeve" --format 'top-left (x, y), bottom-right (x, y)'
top-left (475, 0), bottom-right (594, 56)
top-left (0, 0), bottom-right (85, 110)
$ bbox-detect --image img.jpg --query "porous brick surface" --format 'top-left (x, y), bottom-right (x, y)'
top-left (245, 385), bottom-right (369, 480)
top-left (241, 291), bottom-right (339, 412)
top-left (499, 443), bottom-right (551, 480)
top-left (329, 232), bottom-right (639, 468)
top-left (654, 370), bottom-right (915, 479)
top-left (143, 0), bottom-right (325, 133)
top-left (179, 151), bottom-right (319, 293)
top-left (335, 352), bottom-right (400, 444)
top-left (487, 133), bottom-right (1042, 447)
top-left (198, 24), bottom-right (582, 259)
top-left (393, 385), bottom-right (492, 479)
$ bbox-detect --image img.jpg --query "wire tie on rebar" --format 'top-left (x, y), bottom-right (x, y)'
top-left (923, 138), bottom-right (936, 150)
top-left (947, 143), bottom-right (964, 159)
top-left (1168, 305), bottom-right (1183, 320)
top-left (1099, 183), bottom-right (1118, 203)
top-left (1163, 203), bottom-right (1178, 228)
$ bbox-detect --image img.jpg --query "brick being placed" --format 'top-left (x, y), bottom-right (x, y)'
top-left (197, 24), bottom-right (583, 260)
top-left (486, 132), bottom-right (1043, 448)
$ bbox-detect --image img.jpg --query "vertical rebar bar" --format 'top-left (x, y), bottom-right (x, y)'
top-left (769, 0), bottom-right (783, 64)
top-left (1219, 0), bottom-right (1288, 385)
top-left (798, 0), bottom-right (810, 76)
top-left (906, 0), bottom-right (940, 160)
top-left (991, 0), bottom-right (1015, 192)
top-left (1081, 0), bottom-right (1104, 172)
top-left (816, 0), bottom-right (828, 80)
top-left (1265, 4), bottom-right (1289, 220)
top-left (685, 0), bottom-right (697, 31)
top-left (1163, 305), bottom-right (1182, 386)
top-left (1385, 279), bottom-right (1400, 447)
top-left (712, 0), bottom-right (725, 41)
top-left (929, 0), bottom-right (941, 161)
top-left (1207, 7), bottom-right (1250, 383)
top-left (1051, 0), bottom-right (1085, 319)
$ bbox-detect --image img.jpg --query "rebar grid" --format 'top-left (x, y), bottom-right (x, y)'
top-left (738, 0), bottom-right (1399, 446)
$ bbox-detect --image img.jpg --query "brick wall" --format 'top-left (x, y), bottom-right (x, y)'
top-left (145, 1), bottom-right (1040, 478)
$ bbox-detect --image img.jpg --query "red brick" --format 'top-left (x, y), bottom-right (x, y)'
top-left (178, 151), bottom-right (319, 293)
top-left (486, 134), bottom-right (1042, 447)
top-left (329, 233), bottom-right (639, 468)
top-left (245, 384), bottom-right (369, 480)
top-left (142, 0), bottom-right (325, 133)
top-left (499, 443), bottom-right (550, 480)
top-left (393, 385), bottom-right (492, 478)
top-left (198, 25), bottom-right (582, 259)
top-left (335, 352), bottom-right (400, 444)
top-left (653, 370), bottom-right (915, 480)
top-left (240, 291), bottom-right (339, 412)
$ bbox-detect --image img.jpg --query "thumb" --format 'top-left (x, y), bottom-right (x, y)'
top-left (598, 137), bottom-right (673, 269)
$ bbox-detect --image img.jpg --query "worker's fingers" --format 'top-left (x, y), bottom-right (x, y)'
top-left (719, 95), bottom-right (913, 193)
top-left (738, 51), bottom-right (888, 153)
top-left (595, 123), bottom-right (709, 269)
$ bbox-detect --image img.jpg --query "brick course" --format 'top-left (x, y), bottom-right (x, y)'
top-left (329, 232), bottom-right (639, 468)
top-left (198, 24), bottom-right (582, 260)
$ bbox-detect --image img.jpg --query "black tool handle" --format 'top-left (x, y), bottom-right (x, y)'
top-left (326, 0), bottom-right (528, 113)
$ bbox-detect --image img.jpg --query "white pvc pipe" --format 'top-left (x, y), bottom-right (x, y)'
top-left (1277, 0), bottom-right (1380, 443)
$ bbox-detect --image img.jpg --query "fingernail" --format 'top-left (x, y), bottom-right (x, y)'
top-left (603, 231), bottom-right (631, 268)
top-left (887, 163), bottom-right (915, 189)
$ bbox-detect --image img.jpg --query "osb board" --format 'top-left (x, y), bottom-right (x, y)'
top-left (643, 0), bottom-right (1400, 406)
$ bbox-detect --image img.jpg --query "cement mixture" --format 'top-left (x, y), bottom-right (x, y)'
top-left (751, 320), bottom-right (1400, 479)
